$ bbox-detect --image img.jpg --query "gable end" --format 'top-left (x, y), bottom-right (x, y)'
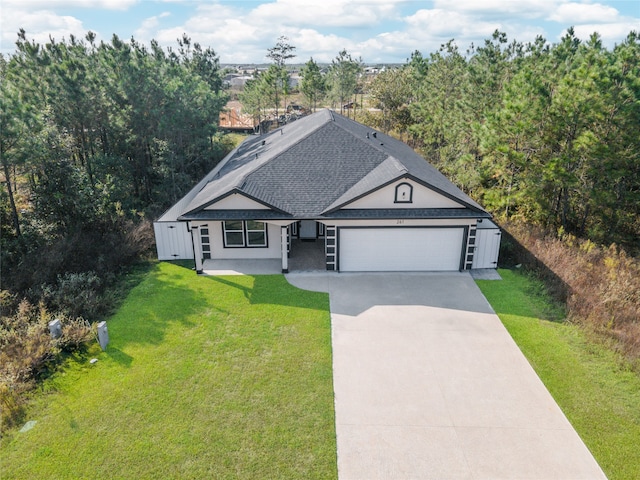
top-left (326, 175), bottom-right (477, 212)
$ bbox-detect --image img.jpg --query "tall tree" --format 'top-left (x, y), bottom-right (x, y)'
top-left (265, 36), bottom-right (296, 119)
top-left (240, 71), bottom-right (269, 131)
top-left (266, 35), bottom-right (296, 67)
top-left (1, 32), bottom-right (229, 243)
top-left (367, 67), bottom-right (413, 135)
top-left (327, 49), bottom-right (363, 117)
top-left (408, 40), bottom-right (474, 186)
top-left (300, 57), bottom-right (326, 112)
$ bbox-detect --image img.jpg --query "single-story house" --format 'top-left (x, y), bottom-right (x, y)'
top-left (154, 109), bottom-right (500, 273)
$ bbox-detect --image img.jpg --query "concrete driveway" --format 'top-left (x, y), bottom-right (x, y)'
top-left (286, 272), bottom-right (606, 480)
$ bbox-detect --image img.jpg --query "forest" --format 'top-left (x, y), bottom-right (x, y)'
top-left (1, 32), bottom-right (231, 296)
top-left (1, 29), bottom-right (639, 425)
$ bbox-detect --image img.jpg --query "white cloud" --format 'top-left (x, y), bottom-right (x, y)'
top-left (405, 8), bottom-right (495, 38)
top-left (289, 29), bottom-right (353, 63)
top-left (548, 2), bottom-right (622, 23)
top-left (2, 0), bottom-right (637, 62)
top-left (248, 0), bottom-right (399, 28)
top-left (1, 6), bottom-right (88, 52)
top-left (1, 0), bottom-right (137, 53)
top-left (4, 0), bottom-right (137, 10)
top-left (434, 0), bottom-right (562, 18)
top-left (570, 21), bottom-right (640, 43)
top-left (147, 2), bottom-right (363, 64)
top-left (133, 12), bottom-right (171, 42)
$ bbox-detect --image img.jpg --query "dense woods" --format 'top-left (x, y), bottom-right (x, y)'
top-left (1, 32), bottom-right (230, 294)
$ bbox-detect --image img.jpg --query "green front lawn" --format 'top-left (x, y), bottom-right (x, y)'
top-left (1, 262), bottom-right (337, 479)
top-left (6, 264), bottom-right (639, 479)
top-left (476, 269), bottom-right (640, 480)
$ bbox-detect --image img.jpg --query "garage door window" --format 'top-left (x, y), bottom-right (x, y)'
top-left (223, 221), bottom-right (268, 248)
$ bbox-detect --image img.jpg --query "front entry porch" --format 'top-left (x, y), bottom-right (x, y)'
top-left (288, 238), bottom-right (325, 271)
top-left (200, 237), bottom-right (325, 275)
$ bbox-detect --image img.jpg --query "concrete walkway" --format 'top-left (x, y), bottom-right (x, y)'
top-left (286, 272), bottom-right (606, 480)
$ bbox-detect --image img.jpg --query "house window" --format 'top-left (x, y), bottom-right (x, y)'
top-left (223, 221), bottom-right (268, 248)
top-left (223, 221), bottom-right (245, 246)
top-left (395, 182), bottom-right (413, 203)
top-left (246, 221), bottom-right (267, 247)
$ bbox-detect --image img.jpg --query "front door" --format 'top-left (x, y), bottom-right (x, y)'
top-left (299, 220), bottom-right (317, 240)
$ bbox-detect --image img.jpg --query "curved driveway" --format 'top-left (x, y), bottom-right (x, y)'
top-left (286, 272), bottom-right (606, 480)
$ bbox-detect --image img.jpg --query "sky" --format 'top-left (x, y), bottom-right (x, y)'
top-left (1, 0), bottom-right (638, 64)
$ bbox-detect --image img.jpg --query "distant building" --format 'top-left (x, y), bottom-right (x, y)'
top-left (218, 101), bottom-right (258, 133)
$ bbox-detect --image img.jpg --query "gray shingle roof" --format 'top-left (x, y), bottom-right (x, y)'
top-left (180, 209), bottom-right (293, 221)
top-left (176, 109), bottom-right (487, 221)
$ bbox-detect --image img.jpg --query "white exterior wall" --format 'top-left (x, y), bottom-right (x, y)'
top-left (473, 220), bottom-right (501, 269)
top-left (153, 222), bottom-right (194, 260)
top-left (323, 218), bottom-right (476, 228)
top-left (343, 179), bottom-right (462, 209)
top-left (204, 193), bottom-right (269, 210)
top-left (208, 221), bottom-right (281, 259)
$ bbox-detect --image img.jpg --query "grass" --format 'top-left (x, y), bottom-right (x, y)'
top-left (476, 269), bottom-right (640, 480)
top-left (5, 263), bottom-right (639, 479)
top-left (1, 262), bottom-right (337, 479)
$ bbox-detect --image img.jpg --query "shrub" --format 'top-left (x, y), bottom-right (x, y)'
top-left (0, 300), bottom-right (55, 389)
top-left (501, 221), bottom-right (640, 367)
top-left (0, 300), bottom-right (93, 433)
top-left (41, 272), bottom-right (103, 320)
top-left (0, 382), bottom-right (25, 432)
top-left (57, 317), bottom-right (94, 353)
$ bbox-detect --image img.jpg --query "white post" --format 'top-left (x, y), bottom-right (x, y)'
top-left (191, 224), bottom-right (204, 273)
top-left (281, 226), bottom-right (289, 273)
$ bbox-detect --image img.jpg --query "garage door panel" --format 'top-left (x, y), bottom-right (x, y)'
top-left (339, 228), bottom-right (463, 272)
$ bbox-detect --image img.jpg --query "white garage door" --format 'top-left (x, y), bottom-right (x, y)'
top-left (339, 228), bottom-right (464, 272)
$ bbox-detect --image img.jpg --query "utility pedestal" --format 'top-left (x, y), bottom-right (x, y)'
top-left (97, 321), bottom-right (109, 350)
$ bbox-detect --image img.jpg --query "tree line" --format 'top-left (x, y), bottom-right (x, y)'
top-left (1, 31), bottom-right (231, 296)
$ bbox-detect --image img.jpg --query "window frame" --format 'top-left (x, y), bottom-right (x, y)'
top-left (245, 220), bottom-right (268, 247)
top-left (222, 221), bottom-right (268, 248)
top-left (394, 182), bottom-right (413, 204)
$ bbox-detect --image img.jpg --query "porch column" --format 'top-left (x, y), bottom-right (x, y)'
top-left (191, 224), bottom-right (204, 274)
top-left (281, 226), bottom-right (289, 273)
